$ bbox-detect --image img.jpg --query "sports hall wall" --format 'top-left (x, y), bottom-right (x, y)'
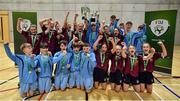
top-left (0, 0), bottom-right (180, 45)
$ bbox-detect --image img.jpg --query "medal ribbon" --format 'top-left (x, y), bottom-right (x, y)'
top-left (100, 51), bottom-right (105, 65)
top-left (61, 55), bottom-right (67, 69)
top-left (143, 53), bottom-right (149, 71)
top-left (74, 53), bottom-right (79, 68)
top-left (115, 55), bottom-right (119, 70)
top-left (104, 33), bottom-right (109, 46)
top-left (24, 56), bottom-right (32, 73)
top-left (78, 32), bottom-right (82, 41)
top-left (48, 31), bottom-right (53, 42)
top-left (130, 55), bottom-right (137, 71)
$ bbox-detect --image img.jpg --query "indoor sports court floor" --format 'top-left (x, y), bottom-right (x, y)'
top-left (0, 43), bottom-right (179, 101)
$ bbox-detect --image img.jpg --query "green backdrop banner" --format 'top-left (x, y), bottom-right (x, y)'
top-left (12, 12), bottom-right (37, 54)
top-left (145, 10), bottom-right (177, 74)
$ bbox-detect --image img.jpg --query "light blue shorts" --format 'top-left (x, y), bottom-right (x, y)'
top-left (80, 77), bottom-right (93, 91)
top-left (54, 73), bottom-right (69, 90)
top-left (38, 77), bottom-right (52, 93)
top-left (69, 71), bottom-right (80, 88)
top-left (20, 82), bottom-right (37, 95)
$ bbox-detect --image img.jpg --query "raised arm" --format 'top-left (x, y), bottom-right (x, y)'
top-left (99, 20), bottom-right (105, 33)
top-left (121, 42), bottom-right (127, 58)
top-left (84, 17), bottom-right (89, 30)
top-left (53, 52), bottom-right (65, 63)
top-left (4, 43), bottom-right (20, 63)
top-left (124, 23), bottom-right (128, 36)
top-left (158, 41), bottom-right (167, 58)
top-left (143, 48), bottom-right (155, 60)
top-left (73, 14), bottom-right (78, 31)
top-left (93, 35), bottom-right (103, 51)
top-left (63, 12), bottom-right (70, 29)
top-left (67, 36), bottom-right (78, 52)
top-left (44, 19), bottom-right (51, 34)
top-left (17, 18), bottom-right (23, 33)
top-left (133, 24), bottom-right (146, 38)
top-left (55, 21), bottom-right (62, 34)
top-left (39, 18), bottom-right (51, 28)
top-left (96, 20), bottom-right (100, 32)
top-left (67, 39), bottom-right (73, 52)
top-left (109, 37), bottom-right (116, 54)
top-left (131, 24), bottom-right (146, 45)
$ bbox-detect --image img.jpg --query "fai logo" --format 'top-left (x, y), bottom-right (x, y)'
top-left (20, 19), bottom-right (31, 32)
top-left (149, 19), bottom-right (170, 36)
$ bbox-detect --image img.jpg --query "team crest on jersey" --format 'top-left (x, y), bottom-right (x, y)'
top-left (149, 19), bottom-right (169, 36)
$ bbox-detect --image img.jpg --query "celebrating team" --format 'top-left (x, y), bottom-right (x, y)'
top-left (4, 12), bottom-right (167, 98)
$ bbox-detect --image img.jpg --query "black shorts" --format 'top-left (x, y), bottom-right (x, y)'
top-left (109, 70), bottom-right (123, 85)
top-left (93, 67), bottom-right (107, 83)
top-left (123, 74), bottom-right (140, 85)
top-left (139, 72), bottom-right (154, 84)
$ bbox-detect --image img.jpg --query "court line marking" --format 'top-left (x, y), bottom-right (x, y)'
top-left (153, 84), bottom-right (180, 86)
top-left (44, 84), bottom-right (54, 101)
top-left (154, 77), bottom-right (180, 99)
top-left (134, 91), bottom-right (144, 101)
top-left (0, 67), bottom-right (11, 72)
top-left (22, 97), bottom-right (28, 101)
top-left (23, 93), bottom-right (40, 100)
top-left (0, 80), bottom-right (19, 83)
top-left (0, 75), bottom-right (18, 85)
top-left (154, 71), bottom-right (171, 76)
top-left (0, 87), bottom-right (18, 92)
top-left (85, 91), bottom-right (88, 101)
top-left (153, 90), bottom-right (165, 101)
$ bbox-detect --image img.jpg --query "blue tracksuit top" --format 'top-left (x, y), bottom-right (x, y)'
top-left (53, 51), bottom-right (72, 75)
top-left (80, 52), bottom-right (96, 78)
top-left (35, 54), bottom-right (53, 77)
top-left (4, 43), bottom-right (37, 84)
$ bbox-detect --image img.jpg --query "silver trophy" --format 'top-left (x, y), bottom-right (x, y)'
top-left (81, 6), bottom-right (90, 20)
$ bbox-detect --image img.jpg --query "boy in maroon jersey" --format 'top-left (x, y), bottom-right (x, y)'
top-left (93, 35), bottom-right (116, 90)
top-left (73, 14), bottom-right (88, 43)
top-left (139, 41), bottom-right (167, 93)
top-left (122, 44), bottom-right (155, 92)
top-left (62, 12), bottom-right (73, 42)
top-left (42, 19), bottom-right (59, 55)
top-left (39, 18), bottom-right (52, 32)
top-left (17, 18), bottom-right (43, 55)
top-left (113, 28), bottom-right (124, 45)
top-left (109, 42), bottom-right (125, 92)
top-left (106, 28), bottom-right (124, 51)
top-left (98, 22), bottom-right (111, 49)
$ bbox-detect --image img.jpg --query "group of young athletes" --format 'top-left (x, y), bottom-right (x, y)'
top-left (3, 12), bottom-right (167, 98)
